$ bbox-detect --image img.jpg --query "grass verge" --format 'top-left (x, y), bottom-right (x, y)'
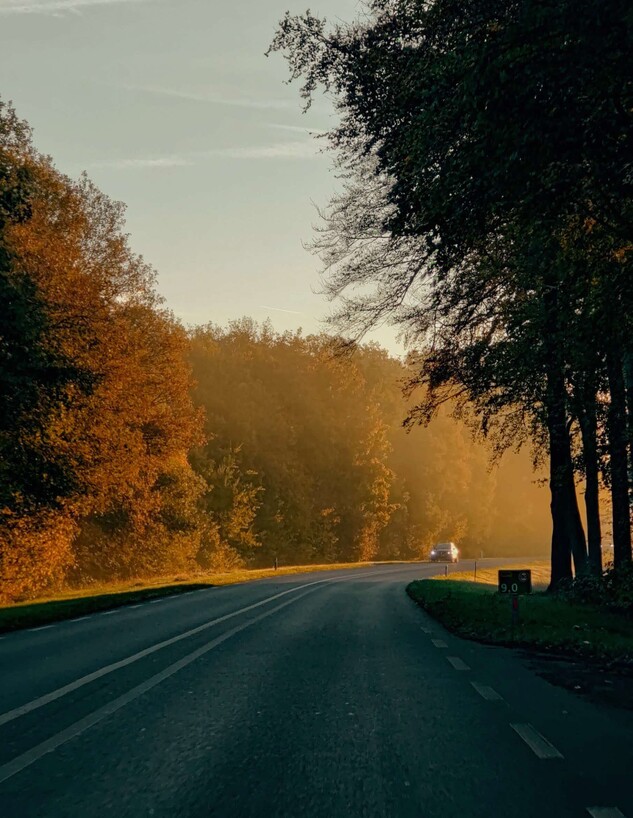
top-left (439, 560), bottom-right (551, 590)
top-left (0, 560), bottom-right (389, 634)
top-left (406, 576), bottom-right (633, 665)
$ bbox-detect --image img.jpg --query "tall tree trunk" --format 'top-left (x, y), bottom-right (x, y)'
top-left (622, 348), bottom-right (633, 508)
top-left (606, 347), bottom-right (632, 566)
top-left (578, 395), bottom-right (602, 575)
top-left (546, 366), bottom-right (586, 588)
top-left (543, 281), bottom-right (587, 589)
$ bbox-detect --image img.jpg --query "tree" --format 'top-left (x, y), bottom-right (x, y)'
top-left (1, 100), bottom-right (204, 597)
top-left (270, 0), bottom-right (633, 584)
top-left (0, 102), bottom-right (94, 516)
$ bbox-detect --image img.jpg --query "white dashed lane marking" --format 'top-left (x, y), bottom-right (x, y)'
top-left (510, 723), bottom-right (563, 759)
top-left (100, 610), bottom-right (119, 616)
top-left (586, 809), bottom-right (627, 818)
top-left (446, 656), bottom-right (470, 671)
top-left (31, 625), bottom-right (54, 632)
top-left (431, 639), bottom-right (447, 648)
top-left (471, 682), bottom-right (503, 701)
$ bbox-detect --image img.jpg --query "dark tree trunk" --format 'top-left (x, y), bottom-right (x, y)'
top-left (606, 348), bottom-right (632, 566)
top-left (578, 396), bottom-right (602, 575)
top-left (622, 349), bottom-right (633, 506)
top-left (546, 366), bottom-right (586, 589)
top-left (542, 280), bottom-right (587, 590)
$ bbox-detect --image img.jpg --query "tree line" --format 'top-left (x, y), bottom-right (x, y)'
top-left (270, 0), bottom-right (633, 589)
top-left (0, 100), bottom-right (548, 601)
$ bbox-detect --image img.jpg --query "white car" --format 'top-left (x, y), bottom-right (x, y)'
top-left (430, 542), bottom-right (459, 563)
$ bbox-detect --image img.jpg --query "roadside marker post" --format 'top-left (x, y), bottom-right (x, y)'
top-left (498, 570), bottom-right (532, 639)
top-left (511, 593), bottom-right (519, 636)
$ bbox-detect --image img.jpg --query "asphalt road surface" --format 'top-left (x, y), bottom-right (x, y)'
top-left (0, 561), bottom-right (631, 818)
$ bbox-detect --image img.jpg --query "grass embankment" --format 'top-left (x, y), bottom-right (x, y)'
top-left (0, 561), bottom-right (385, 634)
top-left (407, 562), bottom-right (633, 664)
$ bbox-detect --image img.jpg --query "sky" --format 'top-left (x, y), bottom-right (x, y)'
top-left (0, 0), bottom-right (400, 349)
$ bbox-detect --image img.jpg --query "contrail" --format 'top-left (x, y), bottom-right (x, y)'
top-left (258, 305), bottom-right (304, 315)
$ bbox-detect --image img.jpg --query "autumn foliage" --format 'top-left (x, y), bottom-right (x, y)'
top-left (0, 102), bottom-right (548, 602)
top-left (0, 103), bottom-right (203, 599)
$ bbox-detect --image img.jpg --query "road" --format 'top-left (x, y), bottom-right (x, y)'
top-left (0, 561), bottom-right (631, 817)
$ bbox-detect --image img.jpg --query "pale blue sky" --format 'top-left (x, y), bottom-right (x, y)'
top-left (0, 0), bottom-right (399, 348)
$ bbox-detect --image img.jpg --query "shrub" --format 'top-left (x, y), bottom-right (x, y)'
top-left (558, 564), bottom-right (633, 615)
top-left (603, 564), bottom-right (633, 614)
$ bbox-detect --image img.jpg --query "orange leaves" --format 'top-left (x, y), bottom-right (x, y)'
top-left (0, 107), bottom-right (203, 596)
top-left (0, 510), bottom-right (77, 602)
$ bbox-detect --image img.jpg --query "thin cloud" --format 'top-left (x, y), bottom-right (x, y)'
top-left (207, 141), bottom-right (320, 160)
top-left (259, 305), bottom-right (304, 315)
top-left (128, 85), bottom-right (295, 112)
top-left (89, 156), bottom-right (192, 169)
top-left (86, 140), bottom-right (321, 171)
top-left (0, 0), bottom-right (149, 14)
top-left (267, 123), bottom-right (326, 136)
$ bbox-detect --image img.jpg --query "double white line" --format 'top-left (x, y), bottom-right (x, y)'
top-left (0, 571), bottom-right (370, 783)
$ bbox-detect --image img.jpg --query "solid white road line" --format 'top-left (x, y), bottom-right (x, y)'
top-left (471, 682), bottom-right (503, 701)
top-left (72, 616), bottom-right (90, 623)
top-left (100, 610), bottom-right (119, 616)
top-left (431, 639), bottom-right (447, 648)
top-left (510, 723), bottom-right (563, 759)
top-left (586, 809), bottom-right (627, 818)
top-left (30, 625), bottom-right (55, 632)
top-left (446, 656), bottom-right (470, 671)
top-left (0, 588), bottom-right (318, 785)
top-left (0, 571), bottom-right (372, 729)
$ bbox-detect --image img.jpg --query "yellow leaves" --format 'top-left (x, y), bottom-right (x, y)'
top-left (613, 244), bottom-right (632, 263)
top-left (0, 511), bottom-right (77, 603)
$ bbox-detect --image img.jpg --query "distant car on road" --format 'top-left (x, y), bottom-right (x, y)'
top-left (430, 542), bottom-right (459, 563)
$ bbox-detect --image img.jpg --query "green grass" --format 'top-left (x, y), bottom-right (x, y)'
top-left (0, 560), bottom-right (394, 634)
top-left (407, 578), bottom-right (633, 664)
top-left (0, 583), bottom-right (214, 634)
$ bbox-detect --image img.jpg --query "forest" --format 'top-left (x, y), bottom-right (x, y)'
top-left (0, 99), bottom-right (549, 602)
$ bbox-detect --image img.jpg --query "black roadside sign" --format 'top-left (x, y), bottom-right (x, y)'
top-left (498, 569), bottom-right (532, 595)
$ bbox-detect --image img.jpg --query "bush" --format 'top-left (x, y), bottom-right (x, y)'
top-left (196, 526), bottom-right (245, 571)
top-left (558, 564), bottom-right (633, 615)
top-left (557, 573), bottom-right (606, 606)
top-left (603, 564), bottom-right (633, 614)
top-left (0, 510), bottom-right (77, 602)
